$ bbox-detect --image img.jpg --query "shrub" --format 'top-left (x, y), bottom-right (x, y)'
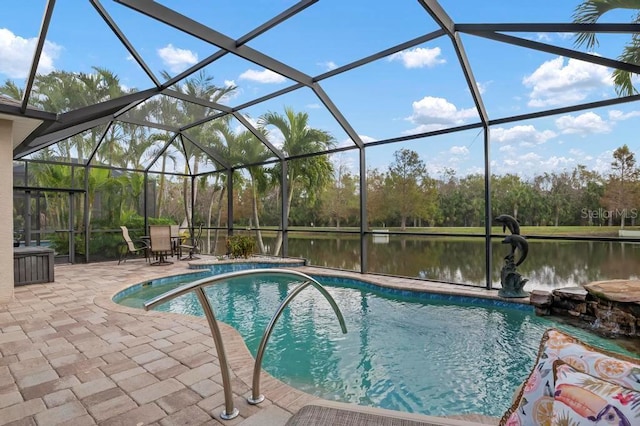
top-left (226, 235), bottom-right (256, 259)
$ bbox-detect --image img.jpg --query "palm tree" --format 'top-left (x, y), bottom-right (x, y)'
top-left (0, 80), bottom-right (24, 100)
top-left (159, 70), bottom-right (236, 230)
top-left (573, 0), bottom-right (640, 96)
top-left (233, 127), bottom-right (273, 253)
top-left (259, 107), bottom-right (335, 255)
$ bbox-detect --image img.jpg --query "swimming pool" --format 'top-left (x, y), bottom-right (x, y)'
top-left (114, 270), bottom-right (633, 418)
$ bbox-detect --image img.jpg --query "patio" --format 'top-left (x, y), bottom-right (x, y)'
top-left (0, 259), bottom-right (499, 425)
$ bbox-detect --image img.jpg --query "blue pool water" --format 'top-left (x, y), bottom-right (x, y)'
top-left (114, 271), bottom-right (635, 418)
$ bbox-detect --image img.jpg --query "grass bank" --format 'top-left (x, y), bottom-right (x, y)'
top-left (282, 225), bottom-right (636, 238)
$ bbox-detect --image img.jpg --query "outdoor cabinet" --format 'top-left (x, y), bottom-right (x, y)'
top-left (13, 247), bottom-right (55, 285)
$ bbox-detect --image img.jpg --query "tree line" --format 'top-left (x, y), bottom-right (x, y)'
top-left (6, 66), bottom-right (639, 261)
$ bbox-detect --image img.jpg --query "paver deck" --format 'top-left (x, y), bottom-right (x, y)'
top-left (0, 257), bottom-right (501, 425)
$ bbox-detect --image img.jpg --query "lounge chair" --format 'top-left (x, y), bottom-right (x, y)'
top-left (286, 400), bottom-right (491, 426)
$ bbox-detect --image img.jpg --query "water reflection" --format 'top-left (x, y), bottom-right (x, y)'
top-left (281, 236), bottom-right (640, 291)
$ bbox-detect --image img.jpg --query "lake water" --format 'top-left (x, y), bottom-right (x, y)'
top-left (275, 236), bottom-right (640, 291)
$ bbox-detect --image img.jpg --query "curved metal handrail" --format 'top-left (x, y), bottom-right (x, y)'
top-left (143, 268), bottom-right (347, 418)
top-left (246, 270), bottom-right (347, 405)
top-left (143, 270), bottom-right (286, 420)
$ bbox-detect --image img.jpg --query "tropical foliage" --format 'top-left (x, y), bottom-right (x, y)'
top-left (573, 0), bottom-right (640, 96)
top-left (7, 62), bottom-right (640, 262)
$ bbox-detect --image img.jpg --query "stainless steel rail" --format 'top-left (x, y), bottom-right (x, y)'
top-left (143, 268), bottom-right (347, 419)
top-left (246, 270), bottom-right (347, 405)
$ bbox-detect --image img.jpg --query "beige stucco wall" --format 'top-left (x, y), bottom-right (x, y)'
top-left (0, 119), bottom-right (13, 303)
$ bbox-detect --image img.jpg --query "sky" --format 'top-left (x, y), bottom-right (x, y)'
top-left (2, 0), bottom-right (640, 181)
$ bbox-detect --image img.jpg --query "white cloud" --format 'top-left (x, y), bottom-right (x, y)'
top-left (491, 125), bottom-right (557, 145)
top-left (555, 112), bottom-right (611, 135)
top-left (239, 68), bottom-right (286, 84)
top-left (218, 79), bottom-right (241, 102)
top-left (157, 44), bottom-right (198, 73)
top-left (521, 152), bottom-right (542, 162)
top-left (265, 126), bottom-right (285, 148)
top-left (0, 28), bottom-right (60, 78)
top-left (402, 124), bottom-right (449, 135)
top-left (306, 103), bottom-right (321, 109)
top-left (234, 114), bottom-right (259, 134)
top-left (476, 81), bottom-right (490, 94)
top-left (450, 145), bottom-right (469, 155)
top-left (608, 109), bottom-right (640, 121)
top-left (406, 96), bottom-right (477, 131)
top-left (341, 134), bottom-right (376, 147)
top-left (536, 33), bottom-right (552, 42)
top-left (523, 56), bottom-right (612, 107)
top-left (388, 47), bottom-right (445, 68)
top-left (318, 61), bottom-right (337, 71)
top-left (540, 156), bottom-right (574, 169)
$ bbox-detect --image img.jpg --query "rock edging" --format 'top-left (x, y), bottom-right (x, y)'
top-left (530, 280), bottom-right (640, 338)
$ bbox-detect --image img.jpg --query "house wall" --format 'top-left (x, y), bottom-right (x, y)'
top-left (0, 119), bottom-right (13, 303)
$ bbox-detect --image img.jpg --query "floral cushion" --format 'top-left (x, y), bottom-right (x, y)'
top-left (499, 328), bottom-right (640, 426)
top-left (551, 360), bottom-right (640, 425)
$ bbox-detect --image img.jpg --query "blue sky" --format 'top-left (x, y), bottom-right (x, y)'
top-left (2, 0), bottom-right (640, 181)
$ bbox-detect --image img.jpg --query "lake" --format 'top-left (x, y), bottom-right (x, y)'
top-left (265, 235), bottom-right (640, 291)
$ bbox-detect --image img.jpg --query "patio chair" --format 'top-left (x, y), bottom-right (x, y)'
top-left (118, 226), bottom-right (149, 265)
top-left (170, 224), bottom-right (181, 257)
top-left (149, 225), bottom-right (173, 266)
top-left (180, 223), bottom-right (202, 261)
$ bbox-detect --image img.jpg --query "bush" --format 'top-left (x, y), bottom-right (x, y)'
top-left (226, 235), bottom-right (256, 259)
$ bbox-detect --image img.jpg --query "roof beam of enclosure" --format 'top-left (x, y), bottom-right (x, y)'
top-left (236, 0), bottom-right (318, 45)
top-left (366, 122), bottom-right (484, 148)
top-left (21, 0), bottom-right (55, 113)
top-left (14, 116), bottom-right (113, 158)
top-left (465, 30), bottom-right (640, 74)
top-left (180, 132), bottom-right (231, 170)
top-left (230, 83), bottom-right (305, 112)
top-left (0, 103), bottom-right (55, 122)
top-left (86, 121), bottom-right (114, 165)
top-left (91, 0), bottom-right (161, 87)
top-left (162, 89), bottom-right (232, 113)
top-left (164, 51), bottom-right (229, 90)
top-left (44, 88), bottom-right (158, 135)
top-left (180, 82), bottom-right (305, 132)
top-left (489, 93), bottom-right (640, 126)
top-left (315, 30), bottom-right (446, 82)
top-left (117, 117), bottom-right (181, 133)
top-left (312, 83), bottom-right (363, 149)
top-left (456, 22), bottom-right (640, 33)
top-left (417, 0), bottom-right (488, 124)
top-left (162, 0), bottom-right (316, 90)
top-left (232, 112), bottom-right (285, 160)
top-left (144, 133), bottom-right (179, 174)
top-left (117, 0), bottom-right (314, 86)
top-left (178, 135), bottom-right (194, 175)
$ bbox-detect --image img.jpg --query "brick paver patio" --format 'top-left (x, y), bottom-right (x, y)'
top-left (0, 257), bottom-right (500, 425)
top-left (0, 259), bottom-right (316, 425)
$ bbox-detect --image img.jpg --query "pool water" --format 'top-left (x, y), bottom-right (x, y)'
top-left (115, 274), bottom-right (635, 418)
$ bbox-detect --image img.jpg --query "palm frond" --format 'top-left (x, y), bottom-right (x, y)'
top-left (573, 0), bottom-right (640, 48)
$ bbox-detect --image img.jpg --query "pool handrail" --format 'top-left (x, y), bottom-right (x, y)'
top-left (247, 270), bottom-right (347, 405)
top-left (143, 268), bottom-right (347, 419)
